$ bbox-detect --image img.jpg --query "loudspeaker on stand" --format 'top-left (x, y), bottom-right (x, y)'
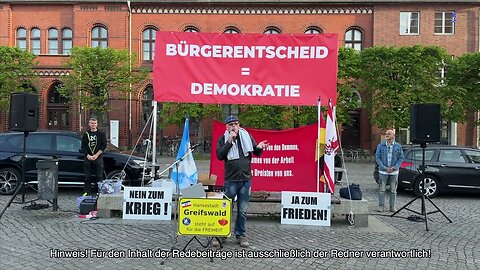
top-left (409, 104), bottom-right (440, 143)
top-left (9, 92), bottom-right (39, 132)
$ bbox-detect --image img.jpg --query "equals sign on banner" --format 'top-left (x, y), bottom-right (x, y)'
top-left (241, 67), bottom-right (250, 76)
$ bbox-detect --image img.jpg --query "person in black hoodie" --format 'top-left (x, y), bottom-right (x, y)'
top-left (215, 115), bottom-right (268, 248)
top-left (81, 118), bottom-right (107, 195)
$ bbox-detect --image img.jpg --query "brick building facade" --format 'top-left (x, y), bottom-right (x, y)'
top-left (0, 0), bottom-right (478, 150)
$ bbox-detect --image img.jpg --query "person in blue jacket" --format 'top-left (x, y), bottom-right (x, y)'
top-left (375, 129), bottom-right (404, 212)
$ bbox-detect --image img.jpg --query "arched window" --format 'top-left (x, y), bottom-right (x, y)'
top-left (16, 28), bottom-right (27, 50)
top-left (91, 26), bottom-right (108, 48)
top-left (264, 27), bottom-right (281, 34)
top-left (48, 28), bottom-right (59, 55)
top-left (47, 82), bottom-right (70, 130)
top-left (184, 26), bottom-right (199, 32)
top-left (142, 86), bottom-right (154, 127)
top-left (142, 28), bottom-right (156, 61)
top-left (345, 28), bottom-right (363, 51)
top-left (48, 83), bottom-right (68, 103)
top-left (304, 26), bottom-right (323, 34)
top-left (62, 28), bottom-right (73, 55)
top-left (224, 27), bottom-right (240, 34)
top-left (31, 28), bottom-right (41, 55)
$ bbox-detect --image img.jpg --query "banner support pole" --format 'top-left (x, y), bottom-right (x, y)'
top-left (151, 101), bottom-right (158, 179)
top-left (317, 97), bottom-right (321, 193)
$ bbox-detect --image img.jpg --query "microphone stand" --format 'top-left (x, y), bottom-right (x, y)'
top-left (151, 144), bottom-right (201, 183)
top-left (159, 143), bottom-right (200, 265)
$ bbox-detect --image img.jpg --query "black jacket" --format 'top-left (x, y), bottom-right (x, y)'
top-left (216, 132), bottom-right (263, 181)
top-left (81, 130), bottom-right (107, 157)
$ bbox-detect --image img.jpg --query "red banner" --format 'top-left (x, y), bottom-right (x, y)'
top-left (153, 32), bottom-right (338, 106)
top-left (209, 121), bottom-right (318, 192)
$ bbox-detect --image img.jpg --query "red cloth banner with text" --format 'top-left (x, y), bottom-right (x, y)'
top-left (153, 32), bottom-right (338, 106)
top-left (210, 121), bottom-right (318, 192)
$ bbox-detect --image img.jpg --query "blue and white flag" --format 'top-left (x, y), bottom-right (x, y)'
top-left (171, 117), bottom-right (198, 189)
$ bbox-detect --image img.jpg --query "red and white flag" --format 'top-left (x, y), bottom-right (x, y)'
top-left (323, 100), bottom-right (339, 193)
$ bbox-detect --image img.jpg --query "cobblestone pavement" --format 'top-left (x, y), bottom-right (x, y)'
top-left (1, 158), bottom-right (479, 269)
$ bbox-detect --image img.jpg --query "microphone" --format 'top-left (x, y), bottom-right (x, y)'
top-left (229, 129), bottom-right (237, 142)
top-left (189, 143), bottom-right (201, 150)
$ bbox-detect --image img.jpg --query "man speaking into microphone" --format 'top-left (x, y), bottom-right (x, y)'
top-left (215, 115), bottom-right (268, 248)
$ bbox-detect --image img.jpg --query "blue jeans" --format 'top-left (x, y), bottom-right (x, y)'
top-left (378, 174), bottom-right (398, 209)
top-left (224, 180), bottom-right (251, 238)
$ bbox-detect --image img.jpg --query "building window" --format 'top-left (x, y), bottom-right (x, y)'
top-left (142, 28), bottom-right (156, 61)
top-left (264, 27), bottom-right (281, 34)
top-left (48, 28), bottom-right (59, 55)
top-left (304, 26), bottom-right (323, 34)
top-left (224, 27), bottom-right (240, 34)
top-left (184, 26), bottom-right (199, 32)
top-left (142, 86), bottom-right (154, 127)
top-left (48, 83), bottom-right (68, 103)
top-left (440, 120), bottom-right (451, 145)
top-left (345, 28), bottom-right (363, 51)
top-left (47, 82), bottom-right (70, 130)
top-left (436, 59), bottom-right (447, 86)
top-left (400, 12), bottom-right (419, 35)
top-left (62, 28), bottom-right (73, 55)
top-left (435, 11), bottom-right (455, 34)
top-left (91, 26), bottom-right (108, 48)
top-left (31, 28), bottom-right (41, 55)
top-left (16, 28), bottom-right (27, 50)
top-left (435, 56), bottom-right (455, 87)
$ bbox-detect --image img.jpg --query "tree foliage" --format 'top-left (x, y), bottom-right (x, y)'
top-left (358, 45), bottom-right (460, 128)
top-left (160, 45), bottom-right (472, 132)
top-left (58, 47), bottom-right (148, 124)
top-left (0, 46), bottom-right (38, 110)
top-left (232, 48), bottom-right (362, 129)
top-left (446, 52), bottom-right (480, 122)
top-left (159, 103), bottom-right (222, 127)
top-left (336, 47), bottom-right (361, 123)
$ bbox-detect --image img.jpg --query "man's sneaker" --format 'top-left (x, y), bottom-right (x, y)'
top-left (376, 206), bottom-right (385, 212)
top-left (212, 237), bottom-right (226, 248)
top-left (389, 207), bottom-right (397, 212)
top-left (237, 236), bottom-right (250, 248)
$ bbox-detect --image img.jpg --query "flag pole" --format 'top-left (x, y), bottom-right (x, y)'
top-left (317, 97), bottom-right (321, 193)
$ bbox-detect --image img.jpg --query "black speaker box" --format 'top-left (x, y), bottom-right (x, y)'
top-left (410, 104), bottom-right (440, 143)
top-left (9, 92), bottom-right (39, 132)
top-left (79, 198), bottom-right (97, 215)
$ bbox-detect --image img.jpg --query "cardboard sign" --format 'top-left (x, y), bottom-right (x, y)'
top-left (281, 191), bottom-right (331, 226)
top-left (178, 198), bottom-right (232, 236)
top-left (122, 187), bottom-right (173, 220)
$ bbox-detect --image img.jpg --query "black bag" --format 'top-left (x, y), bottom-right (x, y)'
top-left (339, 183), bottom-right (362, 200)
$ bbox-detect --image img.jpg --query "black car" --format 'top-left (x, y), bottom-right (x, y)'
top-left (0, 131), bottom-right (153, 195)
top-left (398, 145), bottom-right (480, 197)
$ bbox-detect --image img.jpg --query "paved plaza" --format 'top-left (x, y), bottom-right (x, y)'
top-left (1, 158), bottom-right (479, 269)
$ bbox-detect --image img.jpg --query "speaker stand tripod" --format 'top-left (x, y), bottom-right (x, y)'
top-left (391, 143), bottom-right (452, 231)
top-left (0, 132), bottom-right (37, 219)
